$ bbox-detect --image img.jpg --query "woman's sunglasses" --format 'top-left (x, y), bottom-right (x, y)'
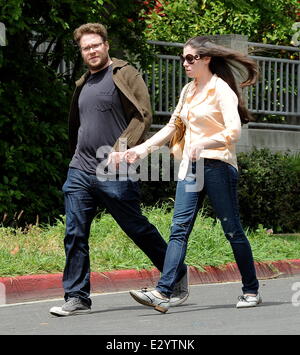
top-left (179, 54), bottom-right (201, 64)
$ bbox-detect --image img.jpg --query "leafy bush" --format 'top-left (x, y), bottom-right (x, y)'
top-left (237, 149), bottom-right (300, 233)
top-left (140, 0), bottom-right (299, 45)
top-left (0, 54), bottom-right (70, 226)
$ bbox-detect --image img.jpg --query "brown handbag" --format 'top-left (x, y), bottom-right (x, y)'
top-left (169, 82), bottom-right (191, 160)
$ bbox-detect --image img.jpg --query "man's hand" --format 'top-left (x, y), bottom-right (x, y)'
top-left (107, 151), bottom-right (126, 168)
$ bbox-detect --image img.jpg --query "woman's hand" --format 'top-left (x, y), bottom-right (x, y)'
top-left (188, 139), bottom-right (225, 160)
top-left (188, 143), bottom-right (204, 161)
top-left (124, 150), bottom-right (140, 164)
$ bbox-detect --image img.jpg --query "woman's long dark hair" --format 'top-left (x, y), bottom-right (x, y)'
top-left (184, 36), bottom-right (258, 124)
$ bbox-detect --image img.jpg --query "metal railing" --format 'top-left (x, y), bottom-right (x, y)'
top-left (34, 38), bottom-right (300, 128)
top-left (248, 43), bottom-right (300, 120)
top-left (145, 40), bottom-right (300, 125)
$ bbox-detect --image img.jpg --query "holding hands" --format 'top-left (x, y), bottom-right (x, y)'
top-left (107, 141), bottom-right (205, 167)
top-left (107, 143), bottom-right (148, 167)
top-left (106, 151), bottom-right (126, 168)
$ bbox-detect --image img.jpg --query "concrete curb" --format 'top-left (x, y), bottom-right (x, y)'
top-left (0, 259), bottom-right (300, 304)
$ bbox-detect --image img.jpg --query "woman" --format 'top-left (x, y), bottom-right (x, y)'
top-left (125, 36), bottom-right (261, 313)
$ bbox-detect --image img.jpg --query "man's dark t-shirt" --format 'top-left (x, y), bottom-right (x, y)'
top-left (69, 65), bottom-right (128, 174)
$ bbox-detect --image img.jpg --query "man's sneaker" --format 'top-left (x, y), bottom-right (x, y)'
top-left (170, 268), bottom-right (190, 307)
top-left (236, 293), bottom-right (262, 308)
top-left (129, 288), bottom-right (170, 313)
top-left (49, 297), bottom-right (91, 317)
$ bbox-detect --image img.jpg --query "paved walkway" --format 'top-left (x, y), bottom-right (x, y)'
top-left (0, 275), bottom-right (299, 335)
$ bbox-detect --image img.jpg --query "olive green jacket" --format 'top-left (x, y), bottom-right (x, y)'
top-left (68, 58), bottom-right (152, 155)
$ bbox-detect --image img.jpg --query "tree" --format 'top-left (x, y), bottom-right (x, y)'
top-left (140, 0), bottom-right (300, 45)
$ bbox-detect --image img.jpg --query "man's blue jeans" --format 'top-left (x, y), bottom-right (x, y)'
top-left (156, 159), bottom-right (259, 297)
top-left (62, 168), bottom-right (184, 306)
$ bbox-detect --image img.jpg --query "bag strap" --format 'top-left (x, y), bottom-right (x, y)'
top-left (178, 81), bottom-right (192, 114)
top-left (174, 81), bottom-right (192, 129)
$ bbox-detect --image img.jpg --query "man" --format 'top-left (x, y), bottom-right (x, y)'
top-left (49, 23), bottom-right (189, 317)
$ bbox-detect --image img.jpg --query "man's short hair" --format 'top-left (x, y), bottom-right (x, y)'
top-left (73, 23), bottom-right (108, 44)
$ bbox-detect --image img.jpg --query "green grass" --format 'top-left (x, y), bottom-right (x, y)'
top-left (0, 205), bottom-right (299, 277)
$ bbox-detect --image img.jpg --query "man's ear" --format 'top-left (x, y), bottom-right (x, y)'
top-left (104, 40), bottom-right (110, 50)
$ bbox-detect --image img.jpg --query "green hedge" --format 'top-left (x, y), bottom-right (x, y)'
top-left (237, 149), bottom-right (300, 233)
top-left (0, 55), bottom-right (70, 227)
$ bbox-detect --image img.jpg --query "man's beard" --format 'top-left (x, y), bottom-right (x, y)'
top-left (85, 53), bottom-right (110, 72)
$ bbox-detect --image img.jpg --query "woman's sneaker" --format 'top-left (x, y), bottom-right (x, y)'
top-left (170, 269), bottom-right (190, 307)
top-left (49, 297), bottom-right (91, 317)
top-left (129, 288), bottom-right (170, 313)
top-left (236, 293), bottom-right (262, 308)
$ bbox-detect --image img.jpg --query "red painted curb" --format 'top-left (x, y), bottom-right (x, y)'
top-left (0, 259), bottom-right (299, 304)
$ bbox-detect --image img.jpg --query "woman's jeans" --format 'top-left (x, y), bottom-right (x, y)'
top-left (62, 168), bottom-right (182, 306)
top-left (156, 159), bottom-right (259, 297)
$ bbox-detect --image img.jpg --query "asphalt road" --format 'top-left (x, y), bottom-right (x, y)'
top-left (0, 275), bottom-right (299, 336)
